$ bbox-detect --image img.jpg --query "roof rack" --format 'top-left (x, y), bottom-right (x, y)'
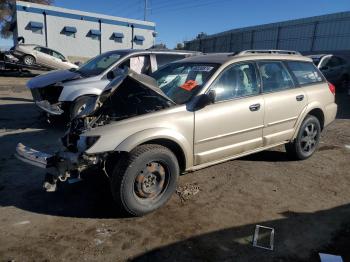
top-left (239, 50), bottom-right (301, 55)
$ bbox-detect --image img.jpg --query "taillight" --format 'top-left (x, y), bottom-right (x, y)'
top-left (328, 82), bottom-right (336, 95)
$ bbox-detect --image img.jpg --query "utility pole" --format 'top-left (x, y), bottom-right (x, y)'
top-left (144, 0), bottom-right (148, 21)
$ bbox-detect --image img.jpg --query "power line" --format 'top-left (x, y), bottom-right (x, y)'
top-left (151, 0), bottom-right (232, 14)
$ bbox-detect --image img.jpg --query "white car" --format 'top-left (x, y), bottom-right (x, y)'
top-left (12, 44), bottom-right (78, 70)
top-left (26, 49), bottom-right (200, 120)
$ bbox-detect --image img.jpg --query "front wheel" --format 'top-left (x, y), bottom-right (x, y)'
top-left (285, 115), bottom-right (321, 160)
top-left (110, 144), bottom-right (179, 216)
top-left (69, 95), bottom-right (96, 120)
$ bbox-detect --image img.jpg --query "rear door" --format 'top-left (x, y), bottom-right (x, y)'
top-left (258, 61), bottom-right (307, 145)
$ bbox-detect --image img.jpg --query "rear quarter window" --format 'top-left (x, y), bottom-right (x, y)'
top-left (286, 61), bottom-right (324, 85)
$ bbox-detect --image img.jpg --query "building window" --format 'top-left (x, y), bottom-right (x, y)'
top-left (61, 26), bottom-right (77, 38)
top-left (88, 29), bottom-right (101, 40)
top-left (134, 35), bottom-right (145, 45)
top-left (26, 21), bottom-right (43, 34)
top-left (111, 32), bottom-right (124, 43)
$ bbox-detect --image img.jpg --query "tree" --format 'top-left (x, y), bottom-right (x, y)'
top-left (0, 0), bottom-right (53, 38)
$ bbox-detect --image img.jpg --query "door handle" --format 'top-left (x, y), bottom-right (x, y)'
top-left (296, 95), bottom-right (304, 101)
top-left (249, 103), bottom-right (261, 111)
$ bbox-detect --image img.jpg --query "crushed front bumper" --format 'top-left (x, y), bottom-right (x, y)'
top-left (35, 100), bottom-right (64, 115)
top-left (15, 143), bottom-right (55, 169)
top-left (15, 143), bottom-right (103, 191)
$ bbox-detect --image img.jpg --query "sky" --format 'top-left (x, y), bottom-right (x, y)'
top-left (1, 0), bottom-right (350, 49)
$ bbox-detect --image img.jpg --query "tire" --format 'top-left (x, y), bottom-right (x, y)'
top-left (22, 55), bottom-right (35, 66)
top-left (69, 95), bottom-right (96, 120)
top-left (285, 115), bottom-right (321, 160)
top-left (110, 144), bottom-right (179, 216)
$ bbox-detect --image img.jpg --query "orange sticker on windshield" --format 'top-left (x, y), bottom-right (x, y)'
top-left (180, 80), bottom-right (198, 91)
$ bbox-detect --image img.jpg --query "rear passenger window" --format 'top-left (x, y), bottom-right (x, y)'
top-left (210, 62), bottom-right (259, 102)
top-left (286, 61), bottom-right (323, 85)
top-left (156, 54), bottom-right (186, 67)
top-left (258, 61), bottom-right (294, 92)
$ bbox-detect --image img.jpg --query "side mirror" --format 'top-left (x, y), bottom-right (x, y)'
top-left (193, 90), bottom-right (216, 110)
top-left (61, 58), bottom-right (67, 62)
top-left (106, 70), bottom-right (115, 80)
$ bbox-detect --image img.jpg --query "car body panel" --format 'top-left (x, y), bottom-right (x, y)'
top-left (83, 105), bottom-right (194, 168)
top-left (262, 87), bottom-right (308, 145)
top-left (194, 96), bottom-right (264, 165)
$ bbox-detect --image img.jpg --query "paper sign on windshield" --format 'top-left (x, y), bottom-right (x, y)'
top-left (192, 66), bottom-right (214, 72)
top-left (180, 80), bottom-right (198, 91)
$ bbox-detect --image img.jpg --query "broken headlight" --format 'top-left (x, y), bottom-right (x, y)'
top-left (75, 96), bottom-right (98, 118)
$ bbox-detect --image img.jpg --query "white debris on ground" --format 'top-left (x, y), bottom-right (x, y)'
top-left (345, 145), bottom-right (350, 150)
top-left (13, 221), bottom-right (31, 226)
top-left (94, 225), bottom-right (112, 246)
top-left (176, 184), bottom-right (200, 202)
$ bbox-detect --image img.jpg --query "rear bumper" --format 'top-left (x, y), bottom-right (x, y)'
top-left (324, 102), bottom-right (338, 127)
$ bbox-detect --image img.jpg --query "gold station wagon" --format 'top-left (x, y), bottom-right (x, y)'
top-left (16, 50), bottom-right (337, 216)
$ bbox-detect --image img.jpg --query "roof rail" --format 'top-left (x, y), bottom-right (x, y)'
top-left (239, 50), bottom-right (301, 55)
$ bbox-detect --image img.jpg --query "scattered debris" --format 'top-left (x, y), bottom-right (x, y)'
top-left (319, 253), bottom-right (343, 262)
top-left (13, 221), bottom-right (30, 226)
top-left (176, 184), bottom-right (200, 202)
top-left (252, 225), bottom-right (274, 251)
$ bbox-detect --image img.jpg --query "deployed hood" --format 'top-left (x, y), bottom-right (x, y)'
top-left (27, 69), bottom-right (82, 89)
top-left (74, 69), bottom-right (175, 119)
top-left (100, 68), bottom-right (175, 105)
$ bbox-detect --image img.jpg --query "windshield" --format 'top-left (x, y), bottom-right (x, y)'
top-left (77, 51), bottom-right (127, 77)
top-left (151, 63), bottom-right (218, 104)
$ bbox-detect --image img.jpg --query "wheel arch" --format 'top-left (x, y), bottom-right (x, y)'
top-left (292, 105), bottom-right (325, 140)
top-left (140, 138), bottom-right (187, 173)
top-left (114, 128), bottom-right (193, 171)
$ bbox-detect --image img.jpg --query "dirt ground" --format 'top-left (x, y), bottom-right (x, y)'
top-left (0, 73), bottom-right (350, 262)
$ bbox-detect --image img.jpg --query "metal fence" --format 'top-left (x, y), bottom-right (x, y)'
top-left (184, 11), bottom-right (350, 54)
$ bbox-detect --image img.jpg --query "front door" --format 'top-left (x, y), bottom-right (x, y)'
top-left (194, 62), bottom-right (264, 165)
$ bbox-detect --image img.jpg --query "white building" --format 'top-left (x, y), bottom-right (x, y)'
top-left (12, 1), bottom-right (156, 60)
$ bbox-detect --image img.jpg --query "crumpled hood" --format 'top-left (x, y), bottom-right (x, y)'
top-left (100, 69), bottom-right (175, 105)
top-left (27, 69), bottom-right (82, 89)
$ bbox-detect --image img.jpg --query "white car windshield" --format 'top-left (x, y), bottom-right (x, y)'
top-left (76, 51), bottom-right (128, 77)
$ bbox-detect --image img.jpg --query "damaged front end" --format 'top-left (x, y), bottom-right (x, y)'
top-left (16, 69), bottom-right (175, 192)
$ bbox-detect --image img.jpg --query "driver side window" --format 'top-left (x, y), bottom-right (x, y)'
top-left (210, 63), bottom-right (259, 102)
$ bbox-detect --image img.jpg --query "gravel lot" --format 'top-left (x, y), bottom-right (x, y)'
top-left (0, 73), bottom-right (349, 261)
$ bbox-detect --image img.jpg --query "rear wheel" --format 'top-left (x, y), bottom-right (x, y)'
top-left (285, 115), bottom-right (321, 160)
top-left (22, 55), bottom-right (35, 66)
top-left (110, 144), bottom-right (179, 216)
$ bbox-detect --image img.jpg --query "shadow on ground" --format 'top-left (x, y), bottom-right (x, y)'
top-left (131, 204), bottom-right (350, 262)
